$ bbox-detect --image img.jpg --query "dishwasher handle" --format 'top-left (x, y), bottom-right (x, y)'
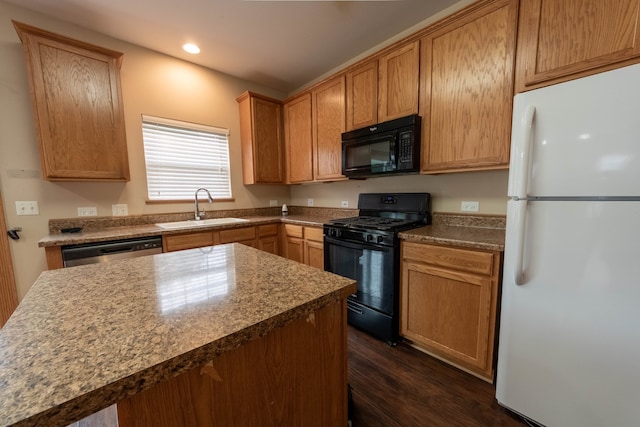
top-left (100, 245), bottom-right (135, 254)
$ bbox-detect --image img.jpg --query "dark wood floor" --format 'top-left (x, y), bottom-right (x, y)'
top-left (347, 326), bottom-right (527, 427)
top-left (71, 326), bottom-right (526, 427)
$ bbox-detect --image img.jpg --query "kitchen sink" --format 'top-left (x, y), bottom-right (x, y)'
top-left (155, 218), bottom-right (250, 230)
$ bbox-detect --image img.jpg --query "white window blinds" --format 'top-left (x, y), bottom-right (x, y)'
top-left (142, 115), bottom-right (232, 201)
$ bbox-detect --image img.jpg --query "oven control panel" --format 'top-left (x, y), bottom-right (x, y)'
top-left (324, 226), bottom-right (396, 247)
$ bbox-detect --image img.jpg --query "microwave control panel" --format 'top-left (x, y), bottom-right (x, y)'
top-left (398, 131), bottom-right (414, 169)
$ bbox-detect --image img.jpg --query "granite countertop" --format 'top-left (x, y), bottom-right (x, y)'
top-left (399, 213), bottom-right (506, 251)
top-left (0, 244), bottom-right (356, 426)
top-left (37, 209), bottom-right (505, 252)
top-left (38, 215), bottom-right (336, 248)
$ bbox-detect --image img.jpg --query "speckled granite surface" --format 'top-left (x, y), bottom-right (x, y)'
top-left (40, 207), bottom-right (357, 248)
top-left (399, 213), bottom-right (506, 251)
top-left (0, 244), bottom-right (356, 426)
top-left (39, 209), bottom-right (503, 251)
top-left (47, 207), bottom-right (356, 234)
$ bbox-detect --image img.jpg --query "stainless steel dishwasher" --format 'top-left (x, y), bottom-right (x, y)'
top-left (61, 236), bottom-right (163, 267)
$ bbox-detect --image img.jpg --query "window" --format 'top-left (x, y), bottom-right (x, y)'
top-left (142, 115), bottom-right (232, 201)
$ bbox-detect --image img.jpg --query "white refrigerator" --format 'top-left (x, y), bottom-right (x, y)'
top-left (496, 63), bottom-right (640, 427)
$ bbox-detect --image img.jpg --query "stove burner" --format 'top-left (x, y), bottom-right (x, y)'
top-left (328, 216), bottom-right (421, 231)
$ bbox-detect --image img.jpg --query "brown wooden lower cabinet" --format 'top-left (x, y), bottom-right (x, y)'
top-left (163, 230), bottom-right (216, 252)
top-left (117, 298), bottom-right (348, 427)
top-left (304, 227), bottom-right (324, 269)
top-left (162, 224), bottom-right (278, 253)
top-left (257, 224), bottom-right (279, 255)
top-left (283, 224), bottom-right (324, 269)
top-left (400, 241), bottom-right (501, 382)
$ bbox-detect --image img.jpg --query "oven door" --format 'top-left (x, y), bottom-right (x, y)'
top-left (323, 235), bottom-right (396, 315)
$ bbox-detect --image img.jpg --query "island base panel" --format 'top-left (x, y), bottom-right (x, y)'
top-left (116, 299), bottom-right (348, 427)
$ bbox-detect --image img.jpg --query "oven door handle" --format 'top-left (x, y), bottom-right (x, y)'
top-left (347, 304), bottom-right (364, 315)
top-left (324, 236), bottom-right (391, 251)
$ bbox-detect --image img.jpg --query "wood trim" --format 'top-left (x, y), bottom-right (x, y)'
top-left (45, 246), bottom-right (64, 270)
top-left (0, 192), bottom-right (19, 327)
top-left (12, 20), bottom-right (124, 65)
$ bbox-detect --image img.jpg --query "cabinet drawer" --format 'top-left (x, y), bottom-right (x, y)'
top-left (305, 226), bottom-right (323, 242)
top-left (164, 232), bottom-right (214, 252)
top-left (258, 223), bottom-right (279, 237)
top-left (219, 226), bottom-right (256, 244)
top-left (284, 224), bottom-right (304, 239)
top-left (402, 242), bottom-right (494, 276)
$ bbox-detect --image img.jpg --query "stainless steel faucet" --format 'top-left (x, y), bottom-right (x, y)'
top-left (194, 188), bottom-right (213, 220)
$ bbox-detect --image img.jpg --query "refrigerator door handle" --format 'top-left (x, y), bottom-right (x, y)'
top-left (513, 200), bottom-right (528, 286)
top-left (512, 105), bottom-right (535, 285)
top-left (514, 105), bottom-right (536, 199)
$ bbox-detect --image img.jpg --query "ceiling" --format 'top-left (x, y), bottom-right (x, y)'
top-left (5, 0), bottom-right (462, 94)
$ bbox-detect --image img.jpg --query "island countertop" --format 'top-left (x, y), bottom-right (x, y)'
top-left (0, 244), bottom-right (356, 426)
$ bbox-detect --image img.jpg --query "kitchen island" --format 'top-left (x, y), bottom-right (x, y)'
top-left (0, 243), bottom-right (356, 426)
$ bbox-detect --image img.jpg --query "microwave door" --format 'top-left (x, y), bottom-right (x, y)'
top-left (343, 131), bottom-right (397, 176)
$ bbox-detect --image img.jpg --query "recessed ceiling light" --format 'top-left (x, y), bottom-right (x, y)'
top-left (182, 43), bottom-right (200, 54)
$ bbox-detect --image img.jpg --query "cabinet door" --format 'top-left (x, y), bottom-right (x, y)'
top-left (163, 232), bottom-right (214, 252)
top-left (304, 227), bottom-right (324, 269)
top-left (14, 22), bottom-right (129, 181)
top-left (305, 240), bottom-right (324, 270)
top-left (219, 226), bottom-right (257, 246)
top-left (401, 260), bottom-right (493, 372)
top-left (258, 224), bottom-right (279, 255)
top-left (284, 237), bottom-right (304, 263)
top-left (378, 40), bottom-right (420, 122)
top-left (283, 224), bottom-right (304, 262)
top-left (420, 0), bottom-right (517, 173)
top-left (237, 92), bottom-right (284, 184)
top-left (516, 0), bottom-right (640, 92)
top-left (258, 235), bottom-right (279, 255)
top-left (346, 60), bottom-right (378, 131)
top-left (284, 94), bottom-right (314, 183)
top-left (312, 75), bottom-right (346, 181)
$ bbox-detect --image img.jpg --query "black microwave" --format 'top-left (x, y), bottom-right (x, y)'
top-left (341, 115), bottom-right (421, 179)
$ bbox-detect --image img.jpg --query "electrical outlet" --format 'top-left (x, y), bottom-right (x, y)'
top-left (269, 199), bottom-right (278, 207)
top-left (77, 207), bottom-right (97, 217)
top-left (461, 201), bottom-right (480, 212)
top-left (341, 201), bottom-right (349, 208)
top-left (307, 198), bottom-right (314, 207)
top-left (15, 201), bottom-right (39, 216)
top-left (112, 204), bottom-right (128, 216)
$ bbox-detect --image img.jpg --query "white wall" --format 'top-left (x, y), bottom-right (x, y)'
top-left (290, 170), bottom-right (508, 213)
top-left (0, 3), bottom-right (288, 299)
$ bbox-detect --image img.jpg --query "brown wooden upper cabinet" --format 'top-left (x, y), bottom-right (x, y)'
top-left (377, 40), bottom-right (420, 123)
top-left (419, 0), bottom-right (518, 173)
top-left (312, 75), bottom-right (346, 181)
top-left (13, 21), bottom-right (130, 181)
top-left (284, 93), bottom-right (314, 183)
top-left (345, 40), bottom-right (419, 131)
top-left (284, 76), bottom-right (346, 184)
top-left (515, 0), bottom-right (640, 92)
top-left (236, 91), bottom-right (285, 184)
top-left (345, 60), bottom-right (378, 131)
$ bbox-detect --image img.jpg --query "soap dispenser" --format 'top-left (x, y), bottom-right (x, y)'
top-left (282, 204), bottom-right (288, 216)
